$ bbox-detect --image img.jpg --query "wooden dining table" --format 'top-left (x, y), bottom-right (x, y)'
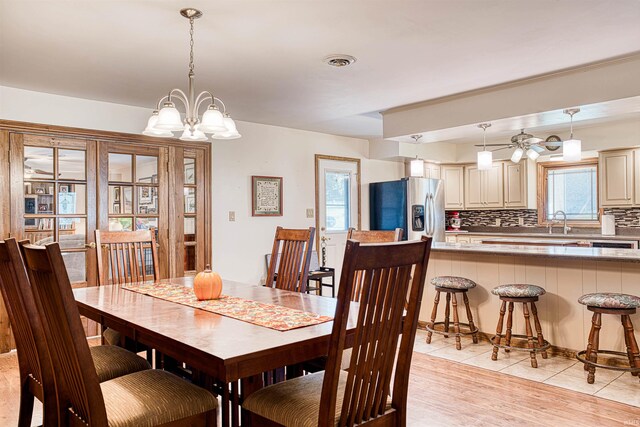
top-left (73, 277), bottom-right (357, 427)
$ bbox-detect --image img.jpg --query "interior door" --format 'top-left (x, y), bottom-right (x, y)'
top-left (10, 133), bottom-right (97, 287)
top-left (98, 142), bottom-right (169, 278)
top-left (315, 155), bottom-right (360, 290)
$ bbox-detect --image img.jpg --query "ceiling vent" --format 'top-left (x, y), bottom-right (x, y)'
top-left (324, 55), bottom-right (357, 67)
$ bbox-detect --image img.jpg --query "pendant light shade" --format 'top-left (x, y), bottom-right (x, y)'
top-left (511, 147), bottom-right (524, 163)
top-left (477, 150), bottom-right (493, 170)
top-left (212, 115), bottom-right (241, 139)
top-left (562, 108), bottom-right (582, 162)
top-left (563, 139), bottom-right (581, 162)
top-left (410, 157), bottom-right (425, 177)
top-left (179, 125), bottom-right (208, 142)
top-left (476, 123), bottom-right (492, 170)
top-left (155, 103), bottom-right (184, 131)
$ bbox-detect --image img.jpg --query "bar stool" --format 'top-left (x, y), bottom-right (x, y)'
top-left (426, 276), bottom-right (479, 350)
top-left (577, 292), bottom-right (640, 384)
top-left (491, 284), bottom-right (550, 368)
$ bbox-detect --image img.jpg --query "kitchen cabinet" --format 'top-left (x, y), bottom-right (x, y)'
top-left (599, 149), bottom-right (635, 207)
top-left (425, 162), bottom-right (441, 179)
top-left (442, 165), bottom-right (464, 209)
top-left (503, 162), bottom-right (527, 208)
top-left (635, 149), bottom-right (640, 205)
top-left (464, 163), bottom-right (503, 209)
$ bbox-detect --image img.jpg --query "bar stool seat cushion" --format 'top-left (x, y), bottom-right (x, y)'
top-left (90, 345), bottom-right (151, 383)
top-left (431, 276), bottom-right (477, 290)
top-left (491, 284), bottom-right (545, 298)
top-left (578, 293), bottom-right (640, 309)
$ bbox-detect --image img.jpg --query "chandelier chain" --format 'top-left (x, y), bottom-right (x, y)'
top-left (189, 17), bottom-right (195, 75)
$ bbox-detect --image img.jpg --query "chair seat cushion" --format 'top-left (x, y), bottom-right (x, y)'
top-left (103, 327), bottom-right (121, 346)
top-left (431, 276), bottom-right (477, 290)
top-left (242, 370), bottom-right (391, 427)
top-left (578, 293), bottom-right (640, 309)
top-left (90, 345), bottom-right (151, 382)
top-left (491, 284), bottom-right (545, 298)
top-left (102, 369), bottom-right (217, 427)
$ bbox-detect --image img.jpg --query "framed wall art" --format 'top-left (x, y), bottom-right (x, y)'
top-left (252, 176), bottom-right (283, 216)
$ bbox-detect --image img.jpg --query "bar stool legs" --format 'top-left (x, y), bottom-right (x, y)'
top-left (622, 315), bottom-right (640, 376)
top-left (491, 301), bottom-right (506, 361)
top-left (426, 280), bottom-right (479, 351)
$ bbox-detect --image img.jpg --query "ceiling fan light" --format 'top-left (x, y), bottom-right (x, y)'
top-left (155, 103), bottom-right (184, 131)
top-left (526, 148), bottom-right (540, 161)
top-left (199, 106), bottom-right (227, 133)
top-left (410, 157), bottom-right (425, 177)
top-left (563, 139), bottom-right (582, 162)
top-left (477, 150), bottom-right (492, 170)
top-left (510, 148), bottom-right (524, 163)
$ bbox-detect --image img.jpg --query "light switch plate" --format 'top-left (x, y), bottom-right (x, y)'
top-left (306, 208), bottom-right (314, 218)
top-left (229, 211), bottom-right (235, 222)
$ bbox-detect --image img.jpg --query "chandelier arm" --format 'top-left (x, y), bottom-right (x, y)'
top-left (154, 95), bottom-right (170, 110)
top-left (213, 97), bottom-right (227, 114)
top-left (194, 91), bottom-right (215, 114)
top-left (169, 89), bottom-right (191, 111)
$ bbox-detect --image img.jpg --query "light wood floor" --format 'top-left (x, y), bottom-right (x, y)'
top-left (1, 349), bottom-right (638, 426)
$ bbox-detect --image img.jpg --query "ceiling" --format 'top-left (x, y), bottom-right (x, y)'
top-left (1, 0), bottom-right (639, 140)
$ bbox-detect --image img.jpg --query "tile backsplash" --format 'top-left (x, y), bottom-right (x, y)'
top-left (445, 208), bottom-right (640, 228)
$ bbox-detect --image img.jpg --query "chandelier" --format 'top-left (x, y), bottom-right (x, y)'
top-left (143, 8), bottom-right (241, 141)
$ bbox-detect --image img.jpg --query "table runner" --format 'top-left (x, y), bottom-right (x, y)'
top-left (123, 281), bottom-right (333, 331)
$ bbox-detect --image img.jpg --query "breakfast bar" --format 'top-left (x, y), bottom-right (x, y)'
top-left (421, 242), bottom-right (640, 353)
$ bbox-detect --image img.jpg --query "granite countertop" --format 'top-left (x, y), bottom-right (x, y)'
top-left (431, 242), bottom-right (640, 263)
top-left (445, 230), bottom-right (640, 241)
top-left (479, 237), bottom-right (587, 246)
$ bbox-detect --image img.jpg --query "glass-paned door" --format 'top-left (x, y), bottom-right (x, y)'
top-left (180, 148), bottom-right (207, 276)
top-left (100, 142), bottom-right (168, 278)
top-left (10, 134), bottom-right (97, 286)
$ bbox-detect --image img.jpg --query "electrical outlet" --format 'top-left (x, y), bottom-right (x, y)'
top-left (495, 218), bottom-right (501, 227)
top-left (228, 211), bottom-right (235, 222)
top-left (306, 208), bottom-right (314, 218)
top-left (518, 217), bottom-right (525, 226)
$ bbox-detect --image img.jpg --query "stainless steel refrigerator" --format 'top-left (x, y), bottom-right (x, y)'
top-left (369, 177), bottom-right (445, 242)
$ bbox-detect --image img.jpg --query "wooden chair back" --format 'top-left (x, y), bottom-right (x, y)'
top-left (346, 228), bottom-right (403, 243)
top-left (346, 228), bottom-right (403, 302)
top-left (265, 226), bottom-right (315, 293)
top-left (0, 238), bottom-right (58, 426)
top-left (319, 237), bottom-right (432, 427)
top-left (95, 229), bottom-right (159, 286)
top-left (22, 242), bottom-right (109, 426)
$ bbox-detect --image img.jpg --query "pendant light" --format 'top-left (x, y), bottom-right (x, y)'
top-left (477, 123), bottom-right (492, 170)
top-left (562, 108), bottom-right (581, 162)
top-left (409, 135), bottom-right (425, 177)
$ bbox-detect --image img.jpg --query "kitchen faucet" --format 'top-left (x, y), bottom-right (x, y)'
top-left (549, 210), bottom-right (571, 235)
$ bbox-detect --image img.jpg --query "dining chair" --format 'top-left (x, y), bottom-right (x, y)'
top-left (95, 228), bottom-right (159, 348)
top-left (265, 226), bottom-right (315, 293)
top-left (243, 236), bottom-right (433, 427)
top-left (21, 241), bottom-right (218, 427)
top-left (0, 238), bottom-right (151, 427)
top-left (346, 228), bottom-right (403, 303)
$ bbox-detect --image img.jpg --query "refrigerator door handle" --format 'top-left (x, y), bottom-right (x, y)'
top-left (429, 193), bottom-right (435, 236)
top-left (425, 193), bottom-right (433, 236)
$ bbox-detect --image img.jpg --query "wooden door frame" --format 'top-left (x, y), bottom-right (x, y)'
top-left (314, 154), bottom-right (361, 253)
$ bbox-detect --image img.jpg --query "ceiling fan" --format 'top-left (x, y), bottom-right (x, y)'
top-left (475, 129), bottom-right (564, 163)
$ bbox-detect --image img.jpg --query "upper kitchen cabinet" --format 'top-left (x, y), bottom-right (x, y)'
top-left (442, 165), bottom-right (464, 209)
top-left (425, 161), bottom-right (441, 179)
top-left (464, 163), bottom-right (503, 209)
top-left (503, 161), bottom-right (527, 208)
top-left (599, 149), bottom-right (636, 207)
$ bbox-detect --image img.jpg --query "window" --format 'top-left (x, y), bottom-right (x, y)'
top-left (324, 171), bottom-right (351, 232)
top-left (538, 160), bottom-right (599, 225)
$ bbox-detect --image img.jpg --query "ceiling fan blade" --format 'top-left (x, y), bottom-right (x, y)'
top-left (474, 144), bottom-right (513, 147)
top-left (524, 137), bottom-right (544, 144)
top-left (543, 141), bottom-right (563, 147)
top-left (490, 147), bottom-right (511, 152)
top-left (530, 145), bottom-right (545, 153)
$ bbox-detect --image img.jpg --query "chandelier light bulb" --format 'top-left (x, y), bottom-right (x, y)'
top-left (511, 147), bottom-right (524, 163)
top-left (155, 102), bottom-right (184, 131)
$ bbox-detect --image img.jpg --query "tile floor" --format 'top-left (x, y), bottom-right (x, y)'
top-left (413, 329), bottom-right (640, 408)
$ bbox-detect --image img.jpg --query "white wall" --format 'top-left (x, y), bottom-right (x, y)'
top-left (1, 85), bottom-right (405, 284)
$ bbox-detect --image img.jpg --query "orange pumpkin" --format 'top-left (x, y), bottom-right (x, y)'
top-left (193, 265), bottom-right (222, 300)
